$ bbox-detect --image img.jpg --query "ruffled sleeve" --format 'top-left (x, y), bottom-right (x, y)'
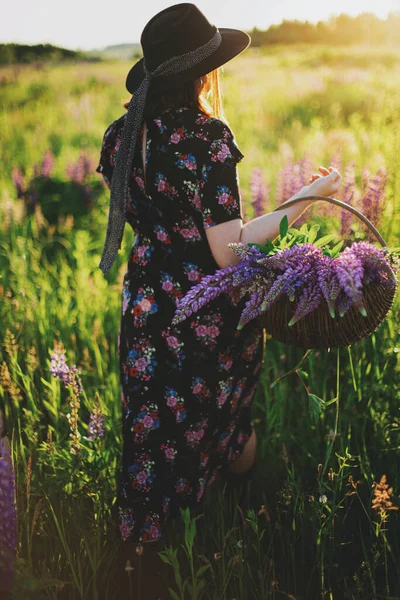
top-left (199, 119), bottom-right (244, 229)
top-left (96, 115), bottom-right (125, 189)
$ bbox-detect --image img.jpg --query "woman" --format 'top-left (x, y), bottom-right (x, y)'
top-left (96, 3), bottom-right (342, 596)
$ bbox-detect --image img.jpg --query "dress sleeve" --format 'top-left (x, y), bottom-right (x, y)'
top-left (95, 117), bottom-right (123, 189)
top-left (200, 121), bottom-right (244, 229)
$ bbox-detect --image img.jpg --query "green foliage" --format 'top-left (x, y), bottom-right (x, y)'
top-left (248, 217), bottom-right (342, 257)
top-left (0, 45), bottom-right (399, 600)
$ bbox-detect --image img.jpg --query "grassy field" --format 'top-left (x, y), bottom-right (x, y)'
top-left (0, 43), bottom-right (399, 599)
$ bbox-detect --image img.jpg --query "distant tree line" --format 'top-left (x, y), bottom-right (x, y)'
top-left (0, 43), bottom-right (98, 65)
top-left (2, 11), bottom-right (400, 66)
top-left (249, 12), bottom-right (400, 46)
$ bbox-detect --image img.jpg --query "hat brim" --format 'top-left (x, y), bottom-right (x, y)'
top-left (126, 28), bottom-right (250, 95)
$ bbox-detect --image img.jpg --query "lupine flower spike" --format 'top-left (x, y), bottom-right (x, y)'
top-left (172, 239), bottom-right (397, 330)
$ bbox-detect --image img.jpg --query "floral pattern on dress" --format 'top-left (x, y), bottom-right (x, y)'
top-left (165, 387), bottom-right (187, 423)
top-left (127, 452), bottom-right (156, 494)
top-left (161, 327), bottom-right (186, 370)
top-left (155, 173), bottom-right (179, 199)
top-left (123, 337), bottom-right (158, 383)
top-left (130, 236), bottom-right (155, 267)
top-left (131, 286), bottom-right (158, 327)
top-left (161, 440), bottom-right (178, 465)
top-left (176, 152), bottom-right (197, 171)
top-left (216, 376), bottom-right (235, 409)
top-left (191, 376), bottom-right (211, 402)
top-left (182, 262), bottom-right (205, 283)
top-left (172, 215), bottom-right (202, 242)
top-left (190, 312), bottom-right (223, 350)
top-left (216, 185), bottom-right (239, 215)
top-left (184, 416), bottom-right (208, 450)
top-left (96, 105), bottom-right (263, 545)
top-left (160, 271), bottom-right (183, 306)
top-left (130, 402), bottom-right (161, 443)
top-left (154, 224), bottom-right (172, 252)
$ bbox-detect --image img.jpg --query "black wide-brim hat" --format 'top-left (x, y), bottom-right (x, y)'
top-left (126, 3), bottom-right (250, 94)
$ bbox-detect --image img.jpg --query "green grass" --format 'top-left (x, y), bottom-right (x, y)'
top-left (0, 44), bottom-right (399, 599)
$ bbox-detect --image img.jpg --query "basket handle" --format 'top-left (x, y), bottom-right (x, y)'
top-left (270, 195), bottom-right (387, 247)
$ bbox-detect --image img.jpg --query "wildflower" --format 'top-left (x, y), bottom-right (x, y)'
top-left (88, 410), bottom-right (105, 441)
top-left (49, 345), bottom-right (83, 455)
top-left (49, 345), bottom-right (83, 396)
top-left (346, 474), bottom-right (361, 497)
top-left (0, 436), bottom-right (17, 597)
top-left (11, 166), bottom-right (26, 199)
top-left (214, 552), bottom-right (222, 561)
top-left (371, 474), bottom-right (399, 520)
top-left (339, 162), bottom-right (356, 238)
top-left (171, 239), bottom-right (397, 330)
top-left (250, 167), bottom-right (269, 217)
top-left (40, 149), bottom-right (55, 178)
top-left (319, 495), bottom-right (328, 504)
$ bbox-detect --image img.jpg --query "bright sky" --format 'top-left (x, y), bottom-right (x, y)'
top-left (2, 0), bottom-right (400, 51)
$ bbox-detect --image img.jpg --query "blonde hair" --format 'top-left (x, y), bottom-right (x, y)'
top-left (121, 68), bottom-right (224, 120)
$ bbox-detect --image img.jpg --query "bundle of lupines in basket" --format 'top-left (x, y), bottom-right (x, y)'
top-left (171, 232), bottom-right (398, 331)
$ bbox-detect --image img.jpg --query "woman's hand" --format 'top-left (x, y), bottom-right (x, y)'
top-left (306, 166), bottom-right (342, 199)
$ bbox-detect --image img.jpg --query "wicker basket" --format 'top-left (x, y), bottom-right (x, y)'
top-left (260, 195), bottom-right (398, 349)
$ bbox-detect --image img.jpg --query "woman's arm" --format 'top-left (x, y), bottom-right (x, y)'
top-left (206, 171), bottom-right (341, 269)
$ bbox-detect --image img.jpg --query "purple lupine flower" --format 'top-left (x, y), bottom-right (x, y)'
top-left (237, 288), bottom-right (266, 329)
top-left (0, 436), bottom-right (17, 598)
top-left (172, 262), bottom-right (265, 325)
top-left (41, 149), bottom-right (55, 178)
top-left (288, 279), bottom-right (323, 326)
top-left (299, 153), bottom-right (314, 188)
top-left (66, 153), bottom-right (96, 184)
top-left (360, 167), bottom-right (388, 239)
top-left (335, 289), bottom-right (354, 318)
top-left (317, 255), bottom-right (341, 318)
top-left (228, 243), bottom-right (267, 263)
top-left (49, 348), bottom-right (83, 396)
top-left (339, 161), bottom-right (356, 237)
top-left (49, 348), bottom-right (69, 380)
top-left (250, 167), bottom-right (269, 217)
top-left (11, 166), bottom-right (26, 199)
top-left (88, 411), bottom-right (105, 441)
top-left (333, 247), bottom-right (367, 316)
top-left (171, 239), bottom-right (396, 330)
top-left (350, 241), bottom-right (397, 289)
top-left (275, 155), bottom-right (295, 205)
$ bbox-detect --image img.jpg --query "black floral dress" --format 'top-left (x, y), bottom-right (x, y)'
top-left (96, 105), bottom-right (264, 544)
